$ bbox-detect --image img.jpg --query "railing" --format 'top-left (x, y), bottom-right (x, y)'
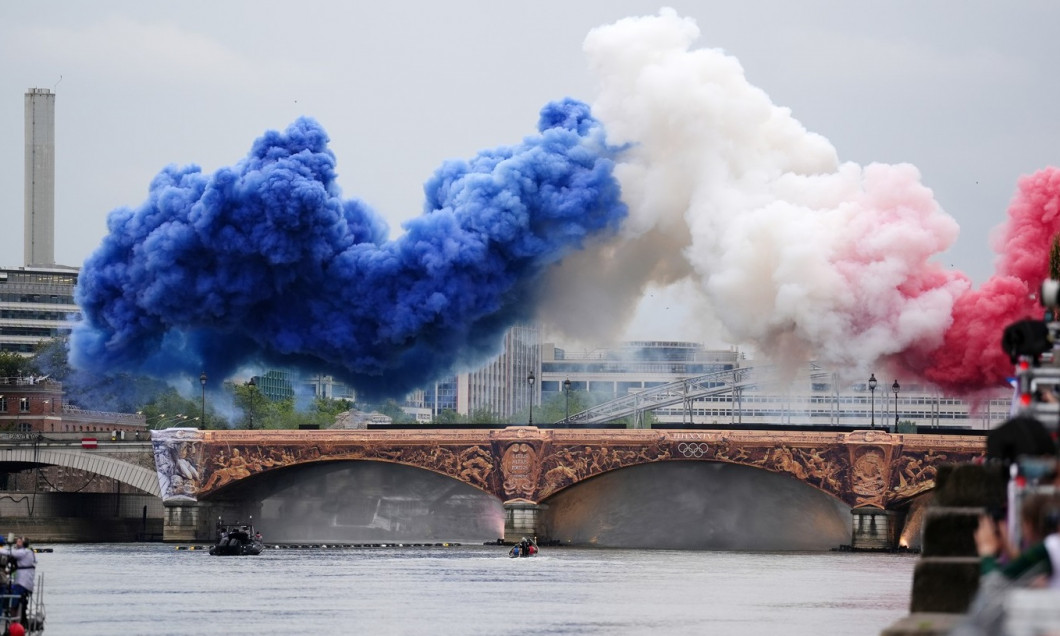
top-left (0, 377), bottom-right (58, 387)
top-left (560, 364), bottom-right (835, 425)
top-left (0, 431), bottom-right (150, 444)
top-left (61, 406), bottom-right (145, 424)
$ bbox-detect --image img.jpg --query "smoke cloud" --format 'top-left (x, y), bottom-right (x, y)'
top-left (71, 9), bottom-right (1060, 400)
top-left (542, 9), bottom-right (1059, 395)
top-left (917, 169), bottom-right (1060, 393)
top-left (70, 99), bottom-right (626, 398)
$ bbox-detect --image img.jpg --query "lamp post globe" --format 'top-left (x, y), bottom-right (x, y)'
top-left (868, 373), bottom-right (877, 430)
top-left (527, 371), bottom-right (535, 426)
top-left (892, 379), bottom-right (900, 431)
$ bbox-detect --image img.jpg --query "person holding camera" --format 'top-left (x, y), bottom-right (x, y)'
top-left (975, 494), bottom-right (1060, 586)
top-left (0, 537), bottom-right (36, 628)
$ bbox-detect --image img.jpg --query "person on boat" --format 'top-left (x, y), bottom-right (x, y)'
top-left (0, 537), bottom-right (36, 627)
top-left (0, 536), bottom-right (12, 614)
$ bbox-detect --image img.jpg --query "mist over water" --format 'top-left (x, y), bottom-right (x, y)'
top-left (212, 461), bottom-right (850, 549)
top-left (223, 461), bottom-right (505, 543)
top-left (544, 462), bottom-right (850, 550)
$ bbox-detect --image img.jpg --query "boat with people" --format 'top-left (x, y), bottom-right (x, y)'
top-left (0, 535), bottom-right (44, 636)
top-left (1, 582), bottom-right (44, 636)
top-left (209, 519), bottom-right (265, 556)
top-left (508, 537), bottom-right (538, 558)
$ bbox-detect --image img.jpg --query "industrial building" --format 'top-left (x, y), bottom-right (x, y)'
top-left (1, 88), bottom-right (81, 357)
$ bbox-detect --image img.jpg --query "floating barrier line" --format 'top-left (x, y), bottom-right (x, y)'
top-left (174, 542), bottom-right (464, 550)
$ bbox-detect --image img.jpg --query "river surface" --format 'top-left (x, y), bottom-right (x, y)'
top-left (38, 543), bottom-right (915, 636)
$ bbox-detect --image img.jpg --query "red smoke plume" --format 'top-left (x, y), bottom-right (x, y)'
top-left (917, 168), bottom-right (1060, 394)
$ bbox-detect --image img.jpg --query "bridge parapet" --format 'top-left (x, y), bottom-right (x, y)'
top-left (152, 427), bottom-right (984, 510)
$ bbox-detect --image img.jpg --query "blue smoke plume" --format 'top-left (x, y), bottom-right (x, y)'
top-left (69, 99), bottom-right (627, 399)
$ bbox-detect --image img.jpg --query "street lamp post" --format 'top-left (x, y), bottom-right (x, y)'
top-left (563, 377), bottom-right (572, 427)
top-left (892, 379), bottom-right (901, 432)
top-left (527, 371), bottom-right (535, 427)
top-left (868, 373), bottom-right (877, 430)
top-left (247, 377), bottom-right (257, 430)
top-left (199, 372), bottom-right (207, 428)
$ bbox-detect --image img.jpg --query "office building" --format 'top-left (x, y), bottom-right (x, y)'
top-left (0, 265), bottom-right (80, 355)
top-left (457, 324), bottom-right (539, 420)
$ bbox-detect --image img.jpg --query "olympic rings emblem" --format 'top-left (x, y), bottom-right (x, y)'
top-left (677, 442), bottom-right (709, 458)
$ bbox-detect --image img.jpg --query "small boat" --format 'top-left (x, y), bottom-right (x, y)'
top-left (209, 519), bottom-right (264, 556)
top-left (508, 537), bottom-right (538, 558)
top-left (0, 570), bottom-right (45, 635)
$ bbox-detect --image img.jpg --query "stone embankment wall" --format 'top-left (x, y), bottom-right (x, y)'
top-left (0, 492), bottom-right (164, 542)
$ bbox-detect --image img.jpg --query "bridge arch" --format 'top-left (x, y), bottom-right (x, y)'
top-left (539, 460), bottom-right (852, 549)
top-left (539, 454), bottom-right (850, 507)
top-left (0, 446), bottom-right (160, 496)
top-left (201, 456), bottom-right (498, 502)
top-left (197, 457), bottom-right (506, 543)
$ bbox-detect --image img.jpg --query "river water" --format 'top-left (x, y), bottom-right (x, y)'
top-left (38, 543), bottom-right (915, 636)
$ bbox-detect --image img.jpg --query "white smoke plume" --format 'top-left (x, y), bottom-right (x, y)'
top-left (542, 8), bottom-right (969, 381)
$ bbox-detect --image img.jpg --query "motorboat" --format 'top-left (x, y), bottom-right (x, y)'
top-left (508, 537), bottom-right (538, 558)
top-left (209, 519), bottom-right (264, 556)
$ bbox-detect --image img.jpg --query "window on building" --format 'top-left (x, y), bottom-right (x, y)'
top-left (19, 398), bottom-right (29, 413)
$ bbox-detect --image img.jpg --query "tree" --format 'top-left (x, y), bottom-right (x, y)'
top-left (26, 336), bottom-right (173, 415)
top-left (434, 409), bottom-right (464, 424)
top-left (141, 389), bottom-right (205, 429)
top-left (232, 381), bottom-right (271, 429)
top-left (373, 399), bottom-right (417, 424)
top-left (467, 407), bottom-right (507, 425)
top-left (0, 352), bottom-right (30, 379)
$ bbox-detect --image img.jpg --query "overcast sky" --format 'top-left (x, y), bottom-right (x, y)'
top-left (2, 1), bottom-right (1057, 345)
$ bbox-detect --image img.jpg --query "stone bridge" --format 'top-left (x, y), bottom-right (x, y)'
top-left (153, 427), bottom-right (985, 546)
top-left (0, 435), bottom-right (159, 496)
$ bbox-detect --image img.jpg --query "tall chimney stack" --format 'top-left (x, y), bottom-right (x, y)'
top-left (24, 88), bottom-right (55, 267)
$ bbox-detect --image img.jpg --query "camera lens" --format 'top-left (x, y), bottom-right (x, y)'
top-left (1041, 279), bottom-right (1060, 307)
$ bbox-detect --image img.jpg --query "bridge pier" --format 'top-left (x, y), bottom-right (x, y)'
top-left (850, 506), bottom-right (901, 550)
top-left (163, 500), bottom-right (215, 542)
top-left (503, 499), bottom-right (548, 543)
top-left (163, 500), bottom-right (265, 542)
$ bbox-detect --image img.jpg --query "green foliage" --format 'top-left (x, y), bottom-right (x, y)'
top-left (30, 337), bottom-right (68, 378)
top-left (142, 389), bottom-right (207, 429)
top-left (468, 407), bottom-right (507, 425)
top-left (0, 351), bottom-right (31, 379)
top-left (231, 381), bottom-right (273, 429)
top-left (373, 400), bottom-right (417, 423)
top-left (434, 409), bottom-right (464, 424)
top-left (896, 420), bottom-right (918, 434)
